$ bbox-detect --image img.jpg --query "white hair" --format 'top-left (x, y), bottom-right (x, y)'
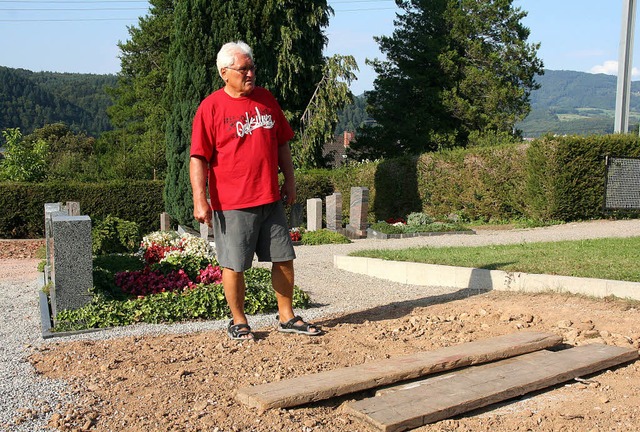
top-left (216, 41), bottom-right (253, 78)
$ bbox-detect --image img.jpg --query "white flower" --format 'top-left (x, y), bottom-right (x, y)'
top-left (140, 230), bottom-right (180, 250)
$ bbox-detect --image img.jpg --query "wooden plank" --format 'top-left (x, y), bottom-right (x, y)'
top-left (236, 331), bottom-right (562, 411)
top-left (344, 344), bottom-right (639, 432)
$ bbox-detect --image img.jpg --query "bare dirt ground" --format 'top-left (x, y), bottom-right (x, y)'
top-left (4, 238), bottom-right (640, 432)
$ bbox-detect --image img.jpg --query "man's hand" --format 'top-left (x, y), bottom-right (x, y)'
top-left (193, 198), bottom-right (212, 227)
top-left (278, 144), bottom-right (296, 206)
top-left (280, 177), bottom-right (296, 206)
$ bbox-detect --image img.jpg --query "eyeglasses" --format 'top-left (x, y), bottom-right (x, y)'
top-left (225, 65), bottom-right (256, 75)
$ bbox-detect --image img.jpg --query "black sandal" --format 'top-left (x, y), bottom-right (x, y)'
top-left (277, 315), bottom-right (322, 336)
top-left (227, 320), bottom-right (255, 341)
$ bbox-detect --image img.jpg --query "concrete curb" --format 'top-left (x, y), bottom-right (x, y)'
top-left (334, 255), bottom-right (640, 301)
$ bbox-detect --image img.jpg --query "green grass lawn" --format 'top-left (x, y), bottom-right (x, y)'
top-left (351, 237), bottom-right (640, 282)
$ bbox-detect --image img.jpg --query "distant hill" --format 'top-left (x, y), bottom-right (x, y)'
top-left (336, 69), bottom-right (640, 138)
top-left (516, 70), bottom-right (640, 137)
top-left (1, 67), bottom-right (637, 140)
top-left (0, 66), bottom-right (116, 137)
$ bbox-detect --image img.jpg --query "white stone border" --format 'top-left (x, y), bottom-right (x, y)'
top-left (334, 255), bottom-right (640, 301)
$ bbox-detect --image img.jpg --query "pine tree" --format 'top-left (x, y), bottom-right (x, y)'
top-left (350, 0), bottom-right (543, 160)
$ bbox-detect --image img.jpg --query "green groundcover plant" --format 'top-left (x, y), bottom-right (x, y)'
top-left (289, 227), bottom-right (351, 245)
top-left (370, 212), bottom-right (471, 235)
top-left (54, 231), bottom-right (310, 332)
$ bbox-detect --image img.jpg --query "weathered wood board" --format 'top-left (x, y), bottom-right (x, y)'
top-left (236, 332), bottom-right (562, 411)
top-left (344, 343), bottom-right (639, 432)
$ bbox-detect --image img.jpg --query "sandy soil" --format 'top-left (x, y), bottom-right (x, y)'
top-left (0, 239), bottom-right (43, 281)
top-left (4, 238), bottom-right (640, 432)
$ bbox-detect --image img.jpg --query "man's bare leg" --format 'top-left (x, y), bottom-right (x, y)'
top-left (222, 268), bottom-right (248, 325)
top-left (272, 260), bottom-right (321, 334)
top-left (272, 260), bottom-right (295, 322)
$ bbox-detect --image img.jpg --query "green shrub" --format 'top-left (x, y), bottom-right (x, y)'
top-left (301, 229), bottom-right (351, 245)
top-left (369, 221), bottom-right (404, 234)
top-left (525, 134), bottom-right (640, 221)
top-left (370, 220), bottom-right (470, 235)
top-left (406, 212), bottom-right (433, 226)
top-left (92, 215), bottom-right (141, 256)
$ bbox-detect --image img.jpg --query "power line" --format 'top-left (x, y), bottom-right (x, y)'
top-left (334, 7), bottom-right (396, 12)
top-left (0, 7), bottom-right (147, 11)
top-left (0, 1), bottom-right (396, 23)
top-left (331, 0), bottom-right (393, 3)
top-left (0, 0), bottom-right (147, 2)
top-left (0, 17), bottom-right (138, 21)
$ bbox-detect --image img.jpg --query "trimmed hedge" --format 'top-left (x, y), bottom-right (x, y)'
top-left (0, 180), bottom-right (164, 238)
top-left (303, 134), bottom-right (640, 224)
top-left (526, 134), bottom-right (640, 221)
top-left (415, 144), bottom-right (529, 222)
top-left (3, 134), bottom-right (639, 239)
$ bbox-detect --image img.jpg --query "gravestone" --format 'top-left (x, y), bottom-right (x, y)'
top-left (65, 201), bottom-right (81, 216)
top-left (50, 215), bottom-right (94, 319)
top-left (44, 203), bottom-right (64, 283)
top-left (307, 198), bottom-right (323, 231)
top-left (289, 203), bottom-right (304, 228)
top-left (326, 192), bottom-right (343, 231)
top-left (200, 222), bottom-right (214, 241)
top-left (347, 187), bottom-right (369, 238)
top-left (160, 212), bottom-right (172, 231)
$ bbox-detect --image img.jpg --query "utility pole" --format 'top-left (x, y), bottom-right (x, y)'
top-left (614, 0), bottom-right (637, 133)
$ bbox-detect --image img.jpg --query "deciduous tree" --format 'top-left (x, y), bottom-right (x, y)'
top-left (0, 128), bottom-right (48, 182)
top-left (293, 54), bottom-right (358, 169)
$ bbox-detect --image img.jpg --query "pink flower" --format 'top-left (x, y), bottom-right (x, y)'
top-left (196, 264), bottom-right (222, 285)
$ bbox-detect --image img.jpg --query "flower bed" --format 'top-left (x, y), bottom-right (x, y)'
top-left (54, 231), bottom-right (310, 332)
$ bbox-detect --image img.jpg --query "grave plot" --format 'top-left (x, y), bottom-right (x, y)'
top-left (236, 332), bottom-right (638, 432)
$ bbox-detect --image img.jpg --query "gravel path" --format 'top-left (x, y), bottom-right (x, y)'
top-left (2, 218), bottom-right (640, 431)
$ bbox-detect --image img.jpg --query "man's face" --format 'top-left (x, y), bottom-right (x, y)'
top-left (222, 53), bottom-right (256, 97)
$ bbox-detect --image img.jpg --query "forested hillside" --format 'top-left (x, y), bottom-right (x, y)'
top-left (0, 67), bottom-right (116, 136)
top-left (336, 70), bottom-right (640, 138)
top-left (2, 67), bottom-right (639, 141)
top-left (515, 70), bottom-right (640, 137)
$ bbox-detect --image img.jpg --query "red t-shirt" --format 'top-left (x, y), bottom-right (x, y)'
top-left (190, 86), bottom-right (294, 210)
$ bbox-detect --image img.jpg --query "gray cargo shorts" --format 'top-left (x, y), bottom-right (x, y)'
top-left (212, 200), bottom-right (295, 272)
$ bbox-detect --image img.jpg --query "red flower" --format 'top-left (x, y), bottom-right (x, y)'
top-left (143, 243), bottom-right (180, 265)
top-left (115, 268), bottom-right (194, 297)
top-left (196, 264), bottom-right (222, 285)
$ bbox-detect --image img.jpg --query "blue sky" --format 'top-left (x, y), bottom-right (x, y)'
top-left (0, 0), bottom-right (635, 95)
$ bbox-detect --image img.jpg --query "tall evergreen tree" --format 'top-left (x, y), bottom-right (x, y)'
top-left (164, 0), bottom-right (333, 226)
top-left (164, 0), bottom-right (229, 226)
top-left (350, 0), bottom-right (543, 160)
top-left (102, 0), bottom-right (173, 180)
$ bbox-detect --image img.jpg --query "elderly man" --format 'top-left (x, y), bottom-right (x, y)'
top-left (189, 41), bottom-right (321, 340)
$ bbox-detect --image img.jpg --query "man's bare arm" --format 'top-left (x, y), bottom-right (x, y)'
top-left (278, 144), bottom-right (296, 205)
top-left (190, 156), bottom-right (212, 226)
